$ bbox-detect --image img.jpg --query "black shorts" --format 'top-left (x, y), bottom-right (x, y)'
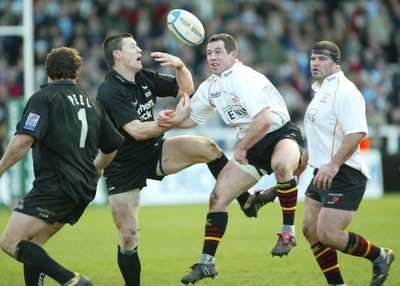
top-left (304, 164), bottom-right (367, 211)
top-left (14, 186), bottom-right (87, 225)
top-left (246, 121), bottom-right (304, 174)
top-left (105, 139), bottom-right (165, 195)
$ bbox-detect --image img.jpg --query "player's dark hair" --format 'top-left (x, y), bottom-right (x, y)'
top-left (311, 41), bottom-right (341, 64)
top-left (208, 33), bottom-right (238, 54)
top-left (102, 32), bottom-right (133, 68)
top-left (45, 47), bottom-right (83, 80)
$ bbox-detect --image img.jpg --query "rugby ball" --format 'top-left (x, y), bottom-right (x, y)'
top-left (167, 9), bottom-right (205, 46)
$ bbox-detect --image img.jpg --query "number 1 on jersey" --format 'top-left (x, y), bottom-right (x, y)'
top-left (77, 108), bottom-right (88, 148)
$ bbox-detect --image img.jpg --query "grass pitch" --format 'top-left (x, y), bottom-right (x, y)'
top-left (0, 193), bottom-right (399, 286)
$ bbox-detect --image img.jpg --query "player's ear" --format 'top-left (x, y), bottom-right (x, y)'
top-left (112, 50), bottom-right (121, 60)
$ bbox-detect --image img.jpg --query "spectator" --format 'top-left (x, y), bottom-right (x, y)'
top-left (0, 0), bottom-right (399, 151)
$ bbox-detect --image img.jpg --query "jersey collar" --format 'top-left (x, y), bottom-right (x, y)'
top-left (40, 80), bottom-right (77, 89)
top-left (311, 71), bottom-right (344, 92)
top-left (108, 69), bottom-right (135, 85)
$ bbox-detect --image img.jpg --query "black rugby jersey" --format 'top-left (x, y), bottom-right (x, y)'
top-left (97, 69), bottom-right (178, 167)
top-left (16, 80), bottom-right (124, 205)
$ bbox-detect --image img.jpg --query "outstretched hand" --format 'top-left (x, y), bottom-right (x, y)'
top-left (151, 52), bottom-right (183, 69)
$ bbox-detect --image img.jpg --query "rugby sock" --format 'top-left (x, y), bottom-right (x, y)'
top-left (206, 152), bottom-right (228, 179)
top-left (118, 245), bottom-right (141, 286)
top-left (206, 152), bottom-right (250, 207)
top-left (277, 178), bottom-right (298, 226)
top-left (342, 232), bottom-right (381, 261)
top-left (23, 264), bottom-right (45, 286)
top-left (202, 212), bottom-right (228, 258)
top-left (15, 240), bottom-right (74, 284)
top-left (312, 242), bottom-right (345, 285)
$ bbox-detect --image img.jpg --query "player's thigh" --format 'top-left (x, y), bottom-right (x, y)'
top-left (271, 138), bottom-right (301, 178)
top-left (211, 161), bottom-right (258, 210)
top-left (162, 135), bottom-right (221, 168)
top-left (0, 212), bottom-right (63, 256)
top-left (109, 190), bottom-right (140, 231)
top-left (318, 207), bottom-right (354, 234)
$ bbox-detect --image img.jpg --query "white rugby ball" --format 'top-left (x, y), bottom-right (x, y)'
top-left (167, 9), bottom-right (205, 46)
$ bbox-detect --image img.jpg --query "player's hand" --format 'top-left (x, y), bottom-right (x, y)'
top-left (151, 52), bottom-right (183, 69)
top-left (294, 151), bottom-right (309, 183)
top-left (96, 168), bottom-right (104, 178)
top-left (157, 110), bottom-right (175, 127)
top-left (173, 94), bottom-right (191, 122)
top-left (234, 147), bottom-right (248, 164)
top-left (313, 162), bottom-right (340, 190)
top-left (293, 161), bottom-right (307, 183)
top-left (157, 95), bottom-right (191, 127)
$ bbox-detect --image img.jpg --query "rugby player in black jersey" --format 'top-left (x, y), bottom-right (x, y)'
top-left (0, 47), bottom-right (124, 286)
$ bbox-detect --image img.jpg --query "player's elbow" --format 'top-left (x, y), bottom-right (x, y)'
top-left (131, 131), bottom-right (148, 141)
top-left (178, 86), bottom-right (195, 97)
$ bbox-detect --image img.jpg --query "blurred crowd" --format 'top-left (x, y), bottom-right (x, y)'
top-left (0, 0), bottom-right (399, 153)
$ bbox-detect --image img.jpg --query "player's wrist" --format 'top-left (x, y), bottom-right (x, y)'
top-left (176, 61), bottom-right (185, 70)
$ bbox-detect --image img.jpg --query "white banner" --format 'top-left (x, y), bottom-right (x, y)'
top-left (94, 149), bottom-right (384, 206)
top-left (0, 149), bottom-right (384, 208)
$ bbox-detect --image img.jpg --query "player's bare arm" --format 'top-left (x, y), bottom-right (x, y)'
top-left (235, 108), bottom-right (272, 164)
top-left (0, 134), bottom-right (35, 176)
top-left (94, 150), bottom-right (118, 177)
top-left (151, 52), bottom-right (194, 96)
top-left (122, 120), bottom-right (172, 141)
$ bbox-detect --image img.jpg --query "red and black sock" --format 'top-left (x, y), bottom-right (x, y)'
top-left (202, 212), bottom-right (228, 257)
top-left (343, 232), bottom-right (381, 261)
top-left (277, 178), bottom-right (298, 225)
top-left (312, 242), bottom-right (345, 285)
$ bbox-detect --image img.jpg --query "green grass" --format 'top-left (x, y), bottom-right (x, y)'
top-left (1, 193), bottom-right (399, 286)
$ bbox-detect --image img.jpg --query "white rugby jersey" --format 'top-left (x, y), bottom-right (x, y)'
top-left (304, 71), bottom-right (370, 178)
top-left (190, 61), bottom-right (290, 139)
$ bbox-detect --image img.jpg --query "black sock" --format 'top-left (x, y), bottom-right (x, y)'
top-left (24, 264), bottom-right (45, 286)
top-left (118, 245), bottom-right (141, 286)
top-left (236, 192), bottom-right (250, 207)
top-left (206, 152), bottom-right (249, 207)
top-left (206, 152), bottom-right (228, 179)
top-left (16, 240), bottom-right (74, 284)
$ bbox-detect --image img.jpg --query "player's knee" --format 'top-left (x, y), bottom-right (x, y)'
top-left (120, 228), bottom-right (140, 248)
top-left (0, 238), bottom-right (6, 254)
top-left (271, 160), bottom-right (291, 178)
top-left (201, 137), bottom-right (222, 160)
top-left (316, 229), bottom-right (335, 247)
top-left (0, 236), bottom-right (15, 258)
top-left (209, 190), bottom-right (224, 209)
top-left (302, 222), bottom-right (316, 241)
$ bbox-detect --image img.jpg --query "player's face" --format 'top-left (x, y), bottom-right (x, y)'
top-left (310, 52), bottom-right (338, 83)
top-left (118, 38), bottom-right (143, 71)
top-left (206, 41), bottom-right (236, 75)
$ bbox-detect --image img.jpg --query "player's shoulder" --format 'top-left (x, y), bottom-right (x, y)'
top-left (337, 73), bottom-right (362, 95)
top-left (199, 74), bottom-right (217, 87)
top-left (232, 62), bottom-right (263, 78)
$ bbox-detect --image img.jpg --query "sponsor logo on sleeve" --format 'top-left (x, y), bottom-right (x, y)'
top-left (24, 112), bottom-right (40, 131)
